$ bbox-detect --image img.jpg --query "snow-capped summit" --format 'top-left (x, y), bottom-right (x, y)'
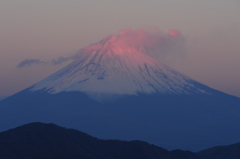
top-left (31, 31), bottom-right (207, 101)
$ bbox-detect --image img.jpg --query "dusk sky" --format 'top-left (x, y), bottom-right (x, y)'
top-left (0, 0), bottom-right (240, 97)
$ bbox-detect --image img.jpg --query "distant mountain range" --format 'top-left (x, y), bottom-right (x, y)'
top-left (0, 122), bottom-right (239, 159)
top-left (0, 32), bottom-right (240, 151)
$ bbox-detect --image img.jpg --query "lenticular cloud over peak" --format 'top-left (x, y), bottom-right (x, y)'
top-left (17, 28), bottom-right (186, 68)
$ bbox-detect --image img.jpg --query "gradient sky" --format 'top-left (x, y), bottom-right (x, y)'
top-left (0, 0), bottom-right (240, 97)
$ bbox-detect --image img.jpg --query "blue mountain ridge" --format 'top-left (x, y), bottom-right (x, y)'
top-left (0, 85), bottom-right (240, 151)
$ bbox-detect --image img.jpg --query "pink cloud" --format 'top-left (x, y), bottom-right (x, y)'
top-left (83, 27), bottom-right (185, 58)
top-left (17, 27), bottom-right (186, 68)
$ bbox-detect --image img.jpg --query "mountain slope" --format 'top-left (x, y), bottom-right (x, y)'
top-left (0, 122), bottom-right (200, 159)
top-left (30, 34), bottom-right (209, 101)
top-left (1, 89), bottom-right (240, 151)
top-left (0, 32), bottom-right (240, 151)
top-left (0, 96), bottom-right (8, 101)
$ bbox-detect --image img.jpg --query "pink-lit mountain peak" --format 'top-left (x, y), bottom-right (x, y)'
top-left (83, 28), bottom-right (180, 56)
top-left (31, 29), bottom-right (207, 101)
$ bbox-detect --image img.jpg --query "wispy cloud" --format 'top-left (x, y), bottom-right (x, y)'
top-left (17, 57), bottom-right (74, 68)
top-left (17, 28), bottom-right (187, 68)
top-left (51, 57), bottom-right (71, 65)
top-left (100, 28), bottom-right (187, 63)
top-left (17, 59), bottom-right (48, 68)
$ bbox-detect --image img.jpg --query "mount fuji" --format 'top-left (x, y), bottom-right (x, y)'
top-left (1, 30), bottom-right (240, 151)
top-left (31, 33), bottom-right (208, 101)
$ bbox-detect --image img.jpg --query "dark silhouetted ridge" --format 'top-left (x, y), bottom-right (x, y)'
top-left (0, 122), bottom-right (200, 159)
top-left (197, 142), bottom-right (240, 159)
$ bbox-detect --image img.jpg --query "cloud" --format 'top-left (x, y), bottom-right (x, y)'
top-left (119, 28), bottom-right (187, 62)
top-left (82, 27), bottom-right (187, 63)
top-left (17, 28), bottom-right (187, 68)
top-left (51, 57), bottom-right (71, 65)
top-left (17, 59), bottom-right (47, 68)
top-left (17, 57), bottom-right (73, 68)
